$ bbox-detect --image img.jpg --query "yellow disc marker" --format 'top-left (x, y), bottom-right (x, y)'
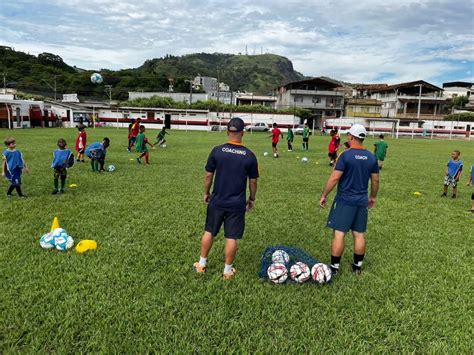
top-left (50, 217), bottom-right (60, 232)
top-left (414, 192), bottom-right (422, 196)
top-left (75, 240), bottom-right (98, 253)
top-left (69, 183), bottom-right (78, 188)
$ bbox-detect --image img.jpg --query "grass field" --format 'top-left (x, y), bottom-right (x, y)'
top-left (1, 128), bottom-right (472, 353)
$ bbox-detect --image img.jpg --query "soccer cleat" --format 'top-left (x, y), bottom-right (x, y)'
top-left (223, 268), bottom-right (236, 280)
top-left (6, 194), bottom-right (13, 199)
top-left (441, 193), bottom-right (447, 197)
top-left (19, 195), bottom-right (28, 199)
top-left (136, 158), bottom-right (141, 164)
top-left (451, 194), bottom-right (456, 199)
top-left (193, 262), bottom-right (206, 273)
top-left (329, 266), bottom-right (339, 276)
top-left (59, 189), bottom-right (65, 194)
top-left (352, 264), bottom-right (362, 275)
top-left (52, 189), bottom-right (59, 195)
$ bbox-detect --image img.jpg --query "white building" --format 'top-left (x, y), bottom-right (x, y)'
top-left (442, 81), bottom-right (473, 98)
top-left (128, 92), bottom-right (209, 104)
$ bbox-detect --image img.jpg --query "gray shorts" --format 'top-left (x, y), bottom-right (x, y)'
top-left (444, 176), bottom-right (458, 188)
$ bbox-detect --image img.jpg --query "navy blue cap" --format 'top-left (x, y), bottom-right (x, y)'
top-left (228, 117), bottom-right (245, 132)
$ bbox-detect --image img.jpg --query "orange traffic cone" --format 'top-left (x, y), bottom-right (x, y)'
top-left (50, 217), bottom-right (60, 232)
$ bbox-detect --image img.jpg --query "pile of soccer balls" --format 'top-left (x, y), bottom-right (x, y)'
top-left (40, 228), bottom-right (74, 251)
top-left (267, 249), bottom-right (332, 285)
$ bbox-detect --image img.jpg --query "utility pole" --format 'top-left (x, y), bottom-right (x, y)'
top-left (189, 78), bottom-right (193, 105)
top-left (2, 73), bottom-right (6, 94)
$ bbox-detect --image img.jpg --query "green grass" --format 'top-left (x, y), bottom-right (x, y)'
top-left (1, 128), bottom-right (473, 353)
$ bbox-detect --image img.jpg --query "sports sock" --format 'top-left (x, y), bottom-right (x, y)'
top-left (199, 256), bottom-right (207, 267)
top-left (60, 177), bottom-right (66, 190)
top-left (15, 186), bottom-right (24, 197)
top-left (7, 185), bottom-right (15, 195)
top-left (353, 253), bottom-right (365, 269)
top-left (330, 255), bottom-right (341, 270)
top-left (90, 160), bottom-right (95, 171)
top-left (224, 264), bottom-right (233, 274)
top-left (54, 178), bottom-right (59, 190)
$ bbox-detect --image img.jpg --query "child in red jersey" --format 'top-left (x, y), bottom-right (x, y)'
top-left (268, 123), bottom-right (283, 158)
top-left (328, 129), bottom-right (341, 166)
top-left (75, 125), bottom-right (87, 162)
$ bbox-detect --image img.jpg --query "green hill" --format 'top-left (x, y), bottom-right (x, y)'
top-left (0, 46), bottom-right (304, 100)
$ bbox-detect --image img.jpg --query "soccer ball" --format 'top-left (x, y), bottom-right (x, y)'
top-left (273, 153), bottom-right (279, 158)
top-left (290, 262), bottom-right (311, 283)
top-left (90, 72), bottom-right (103, 84)
top-left (267, 263), bottom-right (288, 284)
top-left (107, 165), bottom-right (116, 172)
top-left (161, 144), bottom-right (167, 148)
top-left (55, 235), bottom-right (74, 251)
top-left (311, 263), bottom-right (332, 284)
top-left (272, 249), bottom-right (290, 264)
top-left (263, 152), bottom-right (269, 157)
top-left (40, 233), bottom-right (55, 249)
top-left (301, 157), bottom-right (308, 163)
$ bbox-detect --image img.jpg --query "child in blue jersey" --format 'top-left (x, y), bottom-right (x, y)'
top-left (2, 137), bottom-right (28, 198)
top-left (442, 150), bottom-right (463, 198)
top-left (85, 138), bottom-right (110, 172)
top-left (467, 164), bottom-right (474, 212)
top-left (52, 138), bottom-right (73, 194)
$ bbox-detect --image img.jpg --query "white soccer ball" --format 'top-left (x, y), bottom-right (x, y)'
top-left (55, 235), bottom-right (74, 251)
top-left (311, 263), bottom-right (332, 284)
top-left (40, 232), bottom-right (55, 249)
top-left (90, 72), bottom-right (103, 84)
top-left (161, 144), bottom-right (167, 148)
top-left (290, 262), bottom-right (311, 283)
top-left (272, 249), bottom-right (290, 264)
top-left (107, 164), bottom-right (116, 172)
top-left (267, 263), bottom-right (288, 284)
top-left (263, 152), bottom-right (269, 157)
top-left (301, 157), bottom-right (308, 163)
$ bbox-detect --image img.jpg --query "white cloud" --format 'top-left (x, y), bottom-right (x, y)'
top-left (0, 0), bottom-right (472, 84)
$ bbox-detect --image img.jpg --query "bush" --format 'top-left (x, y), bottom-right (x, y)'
top-left (443, 112), bottom-right (474, 121)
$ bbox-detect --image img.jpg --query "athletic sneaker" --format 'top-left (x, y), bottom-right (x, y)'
top-left (223, 268), bottom-right (236, 280)
top-left (136, 158), bottom-right (141, 164)
top-left (441, 193), bottom-right (447, 197)
top-left (52, 189), bottom-right (59, 195)
top-left (193, 262), bottom-right (206, 273)
top-left (329, 266), bottom-right (339, 276)
top-left (352, 264), bottom-right (362, 275)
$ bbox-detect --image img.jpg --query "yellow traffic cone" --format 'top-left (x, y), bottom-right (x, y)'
top-left (50, 217), bottom-right (60, 232)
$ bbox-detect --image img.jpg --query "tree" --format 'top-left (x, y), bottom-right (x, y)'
top-left (452, 95), bottom-right (469, 108)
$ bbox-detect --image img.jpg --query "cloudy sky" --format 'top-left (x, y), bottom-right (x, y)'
top-left (0, 0), bottom-right (473, 85)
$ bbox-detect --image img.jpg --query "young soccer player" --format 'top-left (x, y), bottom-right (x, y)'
top-left (268, 123), bottom-right (283, 158)
top-left (75, 125), bottom-right (87, 162)
top-left (467, 163), bottom-right (474, 212)
top-left (85, 138), bottom-right (110, 172)
top-left (327, 129), bottom-right (341, 166)
top-left (302, 123), bottom-right (310, 150)
top-left (193, 117), bottom-right (259, 280)
top-left (52, 138), bottom-right (73, 194)
top-left (287, 127), bottom-right (294, 151)
top-left (373, 134), bottom-right (388, 170)
top-left (2, 137), bottom-right (28, 198)
top-left (442, 150), bottom-right (463, 198)
top-left (127, 118), bottom-right (141, 152)
top-left (154, 127), bottom-right (169, 148)
top-left (127, 119), bottom-right (135, 151)
top-left (136, 125), bottom-right (152, 164)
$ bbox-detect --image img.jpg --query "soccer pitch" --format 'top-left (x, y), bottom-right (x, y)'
top-left (1, 128), bottom-right (472, 352)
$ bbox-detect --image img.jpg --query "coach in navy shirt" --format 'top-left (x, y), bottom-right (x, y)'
top-left (193, 117), bottom-right (259, 280)
top-left (320, 124), bottom-right (380, 275)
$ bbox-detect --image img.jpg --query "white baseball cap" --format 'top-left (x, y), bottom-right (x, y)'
top-left (348, 124), bottom-right (367, 139)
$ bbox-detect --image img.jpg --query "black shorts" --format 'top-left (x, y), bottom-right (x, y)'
top-left (328, 152), bottom-right (337, 160)
top-left (303, 137), bottom-right (309, 142)
top-left (53, 167), bottom-right (67, 179)
top-left (78, 149), bottom-right (85, 154)
top-left (205, 205), bottom-right (245, 239)
top-left (272, 142), bottom-right (278, 148)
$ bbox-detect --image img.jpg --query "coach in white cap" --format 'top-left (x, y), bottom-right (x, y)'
top-left (319, 124), bottom-right (380, 275)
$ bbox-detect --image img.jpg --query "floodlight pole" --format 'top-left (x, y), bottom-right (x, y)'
top-left (41, 76), bottom-right (57, 101)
